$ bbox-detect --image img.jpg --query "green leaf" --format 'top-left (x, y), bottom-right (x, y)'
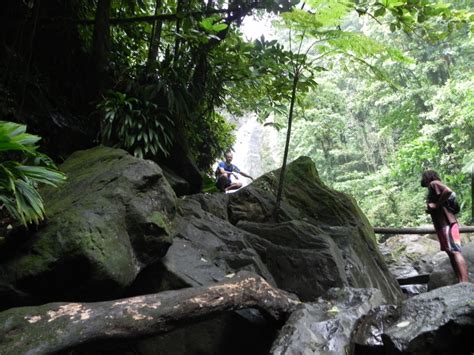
top-left (0, 121), bottom-right (65, 225)
top-left (374, 7), bottom-right (386, 17)
top-left (212, 23), bottom-right (228, 32)
top-left (200, 18), bottom-right (213, 31)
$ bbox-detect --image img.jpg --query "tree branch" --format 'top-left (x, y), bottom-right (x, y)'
top-left (0, 271), bottom-right (299, 354)
top-left (373, 226), bottom-right (474, 234)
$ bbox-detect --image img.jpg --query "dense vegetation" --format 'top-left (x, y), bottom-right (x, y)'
top-left (268, 4), bottom-right (473, 227)
top-left (0, 0), bottom-right (472, 228)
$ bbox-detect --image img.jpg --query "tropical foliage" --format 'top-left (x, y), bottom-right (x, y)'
top-left (0, 0), bottom-right (472, 226)
top-left (0, 121), bottom-right (66, 226)
top-left (267, 4), bottom-right (473, 227)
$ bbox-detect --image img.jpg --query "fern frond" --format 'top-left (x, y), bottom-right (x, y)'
top-left (281, 0), bottom-right (352, 30)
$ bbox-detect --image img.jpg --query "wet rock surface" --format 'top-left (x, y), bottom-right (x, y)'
top-left (271, 287), bottom-right (385, 355)
top-left (380, 232), bottom-right (474, 294)
top-left (382, 282), bottom-right (474, 355)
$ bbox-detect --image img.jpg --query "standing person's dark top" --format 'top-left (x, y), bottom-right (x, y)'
top-left (427, 180), bottom-right (459, 247)
top-left (421, 170), bottom-right (468, 282)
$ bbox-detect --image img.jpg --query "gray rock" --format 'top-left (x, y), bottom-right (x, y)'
top-left (428, 241), bottom-right (474, 290)
top-left (238, 220), bottom-right (347, 301)
top-left (155, 157), bottom-right (401, 304)
top-left (351, 304), bottom-right (399, 353)
top-left (379, 233), bottom-right (447, 295)
top-left (379, 233), bottom-right (444, 278)
top-left (160, 198), bottom-right (275, 288)
top-left (382, 282), bottom-right (474, 354)
top-left (188, 192), bottom-right (230, 221)
top-left (0, 146), bottom-right (176, 304)
top-left (228, 157), bottom-right (402, 303)
top-left (161, 166), bottom-right (191, 197)
top-left (380, 229), bottom-right (474, 294)
top-left (271, 287), bottom-right (385, 355)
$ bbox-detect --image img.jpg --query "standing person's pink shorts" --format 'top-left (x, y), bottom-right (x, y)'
top-left (437, 223), bottom-right (462, 252)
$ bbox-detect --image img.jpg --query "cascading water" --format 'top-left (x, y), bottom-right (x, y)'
top-left (231, 113), bottom-right (281, 187)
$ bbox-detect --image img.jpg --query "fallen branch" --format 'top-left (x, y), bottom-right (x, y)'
top-left (0, 271), bottom-right (299, 354)
top-left (373, 226), bottom-right (474, 235)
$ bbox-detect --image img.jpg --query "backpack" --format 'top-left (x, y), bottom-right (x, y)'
top-left (445, 191), bottom-right (460, 214)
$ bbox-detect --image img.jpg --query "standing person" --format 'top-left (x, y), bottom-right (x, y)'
top-left (215, 151), bottom-right (253, 192)
top-left (421, 170), bottom-right (468, 282)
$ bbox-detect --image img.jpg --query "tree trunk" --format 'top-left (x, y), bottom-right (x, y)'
top-left (91, 0), bottom-right (111, 97)
top-left (275, 70), bottom-right (299, 220)
top-left (147, 0), bottom-right (163, 68)
top-left (173, 0), bottom-right (184, 63)
top-left (0, 272), bottom-right (298, 354)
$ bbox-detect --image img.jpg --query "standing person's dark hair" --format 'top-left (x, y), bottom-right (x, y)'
top-left (421, 170), bottom-right (468, 283)
top-left (420, 169), bottom-right (440, 187)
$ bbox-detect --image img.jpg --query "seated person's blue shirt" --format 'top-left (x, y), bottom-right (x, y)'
top-left (217, 162), bottom-right (240, 184)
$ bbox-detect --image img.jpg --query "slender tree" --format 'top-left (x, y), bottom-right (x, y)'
top-left (91, 0), bottom-right (111, 97)
top-left (147, 0), bottom-right (163, 68)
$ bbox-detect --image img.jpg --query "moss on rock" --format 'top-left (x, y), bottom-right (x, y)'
top-left (1, 146), bottom-right (177, 304)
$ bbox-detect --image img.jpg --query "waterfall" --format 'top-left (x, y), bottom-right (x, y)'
top-left (231, 114), bottom-right (281, 186)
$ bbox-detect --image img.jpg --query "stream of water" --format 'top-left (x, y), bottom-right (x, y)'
top-left (230, 114), bottom-right (280, 187)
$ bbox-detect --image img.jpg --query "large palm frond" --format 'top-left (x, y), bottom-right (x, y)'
top-left (0, 121), bottom-right (66, 226)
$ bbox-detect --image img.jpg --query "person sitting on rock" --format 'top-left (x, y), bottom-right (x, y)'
top-left (215, 151), bottom-right (253, 192)
top-left (421, 169), bottom-right (469, 283)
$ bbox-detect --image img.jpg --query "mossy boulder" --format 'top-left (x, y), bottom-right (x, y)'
top-left (226, 157), bottom-right (402, 303)
top-left (0, 146), bottom-right (176, 306)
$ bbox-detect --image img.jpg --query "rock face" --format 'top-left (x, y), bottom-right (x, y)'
top-left (152, 157), bottom-right (401, 305)
top-left (382, 282), bottom-right (474, 354)
top-left (239, 220), bottom-right (348, 300)
top-left (380, 233), bottom-right (444, 278)
top-left (428, 241), bottom-right (474, 290)
top-left (271, 287), bottom-right (385, 355)
top-left (227, 157), bottom-right (403, 303)
top-left (380, 233), bottom-right (474, 293)
top-left (0, 146), bottom-right (176, 306)
top-left (125, 156), bottom-right (403, 354)
top-left (160, 197), bottom-right (275, 288)
top-left (379, 233), bottom-right (447, 294)
top-left (352, 283), bottom-right (474, 355)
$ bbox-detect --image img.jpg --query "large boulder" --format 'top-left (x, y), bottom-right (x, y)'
top-left (227, 157), bottom-right (402, 303)
top-left (352, 283), bottom-right (474, 354)
top-left (271, 287), bottom-right (385, 355)
top-left (380, 233), bottom-right (444, 278)
top-left (379, 233), bottom-right (447, 294)
top-left (380, 233), bottom-right (474, 293)
top-left (0, 146), bottom-right (176, 306)
top-left (428, 241), bottom-right (474, 290)
top-left (382, 282), bottom-right (474, 354)
top-left (158, 197), bottom-right (275, 288)
top-left (238, 220), bottom-right (347, 301)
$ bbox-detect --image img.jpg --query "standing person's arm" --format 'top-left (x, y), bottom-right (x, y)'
top-left (428, 181), bottom-right (452, 210)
